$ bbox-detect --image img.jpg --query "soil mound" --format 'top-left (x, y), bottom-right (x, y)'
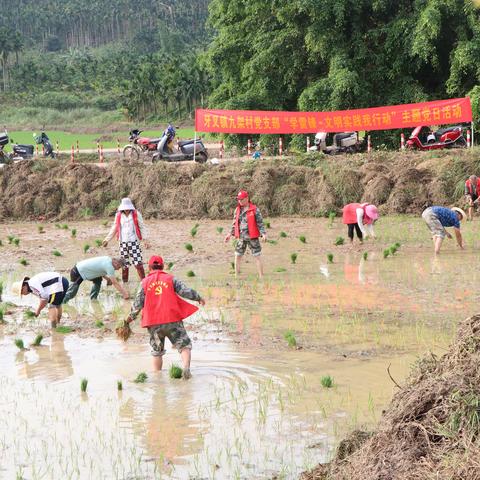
top-left (0, 149), bottom-right (477, 220)
top-left (301, 314), bottom-right (480, 480)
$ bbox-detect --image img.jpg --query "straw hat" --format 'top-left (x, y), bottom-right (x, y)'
top-left (118, 198), bottom-right (135, 211)
top-left (451, 207), bottom-right (467, 221)
top-left (11, 276), bottom-right (29, 296)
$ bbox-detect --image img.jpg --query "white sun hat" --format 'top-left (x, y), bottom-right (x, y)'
top-left (451, 207), bottom-right (467, 221)
top-left (118, 198), bottom-right (135, 211)
top-left (11, 276), bottom-right (29, 296)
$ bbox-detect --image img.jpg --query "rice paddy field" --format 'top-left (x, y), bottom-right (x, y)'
top-left (0, 215), bottom-right (478, 478)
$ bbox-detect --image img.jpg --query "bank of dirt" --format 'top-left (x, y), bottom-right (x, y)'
top-left (1, 148), bottom-right (479, 220)
top-left (301, 313), bottom-right (480, 480)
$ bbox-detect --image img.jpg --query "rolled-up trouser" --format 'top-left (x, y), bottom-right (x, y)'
top-left (422, 207), bottom-right (446, 238)
top-left (63, 266), bottom-right (102, 302)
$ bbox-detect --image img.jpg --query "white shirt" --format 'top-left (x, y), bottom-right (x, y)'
top-left (356, 208), bottom-right (375, 238)
top-left (27, 272), bottom-right (64, 300)
top-left (105, 211), bottom-right (147, 243)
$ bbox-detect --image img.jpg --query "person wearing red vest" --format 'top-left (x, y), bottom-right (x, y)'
top-left (127, 255), bottom-right (205, 378)
top-left (464, 175), bottom-right (480, 221)
top-left (224, 190), bottom-right (267, 278)
top-left (103, 197), bottom-right (150, 282)
top-left (342, 203), bottom-right (379, 243)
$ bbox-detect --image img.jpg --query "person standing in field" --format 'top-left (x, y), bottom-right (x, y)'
top-left (126, 255), bottom-right (205, 379)
top-left (421, 206), bottom-right (466, 254)
top-left (342, 203), bottom-right (379, 243)
top-left (464, 175), bottom-right (480, 221)
top-left (102, 198), bottom-right (150, 282)
top-left (63, 256), bottom-right (129, 302)
top-left (12, 272), bottom-right (69, 328)
top-left (224, 190), bottom-right (267, 278)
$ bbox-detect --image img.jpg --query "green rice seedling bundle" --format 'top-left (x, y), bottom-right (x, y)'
top-left (185, 243), bottom-right (193, 252)
top-left (267, 239), bottom-right (277, 245)
top-left (383, 249), bottom-right (390, 259)
top-left (216, 226), bottom-right (224, 234)
top-left (61, 224), bottom-right (69, 230)
top-left (327, 253), bottom-right (334, 263)
top-left (115, 320), bottom-right (132, 341)
top-left (279, 231), bottom-right (287, 238)
top-left (95, 320), bottom-right (104, 328)
top-left (95, 239), bottom-right (102, 247)
top-left (83, 243), bottom-right (90, 253)
top-left (71, 228), bottom-right (77, 238)
top-left (186, 270), bottom-right (195, 277)
top-left (52, 250), bottom-right (62, 257)
top-left (363, 252), bottom-right (368, 261)
top-left (190, 226), bottom-right (198, 237)
top-left (24, 309), bottom-right (36, 320)
top-left (134, 372), bottom-right (148, 383)
top-left (14, 338), bottom-right (25, 350)
top-left (169, 364), bottom-right (183, 379)
top-left (13, 238), bottom-right (20, 246)
top-left (102, 220), bottom-right (109, 226)
top-left (117, 380), bottom-right (123, 391)
top-left (321, 375), bottom-right (334, 388)
top-left (284, 331), bottom-right (297, 347)
top-left (37, 225), bottom-right (45, 233)
top-left (264, 221), bottom-right (271, 229)
top-left (56, 326), bottom-right (73, 334)
top-left (290, 253), bottom-right (298, 264)
top-left (389, 245), bottom-right (398, 255)
top-left (54, 224), bottom-right (61, 229)
top-left (335, 236), bottom-right (345, 246)
top-left (167, 262), bottom-right (174, 270)
top-left (19, 258), bottom-right (28, 266)
top-left (299, 235), bottom-right (306, 243)
top-left (80, 378), bottom-right (88, 392)
top-left (328, 211), bottom-right (336, 227)
top-left (32, 334), bottom-right (43, 346)
top-left (7, 235), bottom-right (15, 243)
top-left (275, 267), bottom-right (287, 273)
top-left (394, 242), bottom-right (401, 249)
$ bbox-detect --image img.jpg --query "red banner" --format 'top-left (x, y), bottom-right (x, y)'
top-left (195, 98), bottom-right (472, 134)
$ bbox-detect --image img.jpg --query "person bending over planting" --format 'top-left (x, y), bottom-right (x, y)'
top-left (103, 197), bottom-right (150, 282)
top-left (224, 190), bottom-right (267, 278)
top-left (12, 272), bottom-right (69, 328)
top-left (464, 175), bottom-right (480, 221)
top-left (126, 256), bottom-right (205, 379)
top-left (421, 206), bottom-right (466, 254)
top-left (63, 256), bottom-right (129, 303)
top-left (342, 202), bottom-right (379, 243)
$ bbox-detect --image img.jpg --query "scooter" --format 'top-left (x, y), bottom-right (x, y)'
top-left (406, 125), bottom-right (467, 150)
top-left (309, 131), bottom-right (365, 155)
top-left (122, 129), bottom-right (161, 161)
top-left (0, 130), bottom-right (52, 163)
top-left (152, 124), bottom-right (208, 163)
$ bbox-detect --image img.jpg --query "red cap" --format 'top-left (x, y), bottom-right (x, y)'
top-left (237, 190), bottom-right (248, 200)
top-left (148, 255), bottom-right (164, 268)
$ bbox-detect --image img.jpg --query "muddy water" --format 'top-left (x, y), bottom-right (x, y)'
top-left (1, 216), bottom-right (479, 478)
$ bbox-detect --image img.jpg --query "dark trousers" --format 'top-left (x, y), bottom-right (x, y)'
top-left (347, 223), bottom-right (363, 241)
top-left (63, 266), bottom-right (102, 303)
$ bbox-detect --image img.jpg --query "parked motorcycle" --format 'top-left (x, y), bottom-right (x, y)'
top-left (406, 125), bottom-right (467, 150)
top-left (33, 131), bottom-right (55, 158)
top-left (309, 131), bottom-right (365, 155)
top-left (152, 124), bottom-right (208, 163)
top-left (0, 130), bottom-right (55, 163)
top-left (122, 129), bottom-right (161, 161)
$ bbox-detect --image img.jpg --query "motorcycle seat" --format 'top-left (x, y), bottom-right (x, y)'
top-left (149, 138), bottom-right (161, 143)
top-left (435, 126), bottom-right (461, 137)
top-left (15, 144), bottom-right (34, 149)
top-left (178, 139), bottom-right (196, 147)
top-left (334, 132), bottom-right (355, 142)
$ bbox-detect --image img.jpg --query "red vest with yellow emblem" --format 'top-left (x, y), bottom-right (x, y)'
top-left (466, 178), bottom-right (480, 196)
top-left (234, 203), bottom-right (260, 239)
top-left (342, 203), bottom-right (373, 225)
top-left (115, 210), bottom-right (143, 240)
top-left (140, 271), bottom-right (198, 328)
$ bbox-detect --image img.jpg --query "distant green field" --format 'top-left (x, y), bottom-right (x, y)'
top-left (3, 128), bottom-right (213, 151)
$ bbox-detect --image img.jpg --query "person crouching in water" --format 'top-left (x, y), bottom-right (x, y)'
top-left (342, 203), bottom-right (379, 243)
top-left (465, 175), bottom-right (480, 221)
top-left (126, 256), bottom-right (205, 379)
top-left (224, 190), bottom-right (267, 278)
top-left (103, 197), bottom-right (150, 282)
top-left (421, 206), bottom-right (466, 254)
top-left (13, 272), bottom-right (69, 328)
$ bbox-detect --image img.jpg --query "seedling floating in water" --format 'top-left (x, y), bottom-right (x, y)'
top-left (299, 235), bottom-right (306, 244)
top-left (190, 226), bottom-right (198, 237)
top-left (71, 228), bottom-right (77, 238)
top-left (95, 320), bottom-right (104, 328)
top-left (383, 249), bottom-right (390, 259)
top-left (185, 243), bottom-right (193, 252)
top-left (80, 378), bottom-right (88, 392)
top-left (95, 239), bottom-right (102, 247)
top-left (117, 380), bottom-right (123, 391)
top-left (19, 258), bottom-right (28, 266)
top-left (32, 334), bottom-right (43, 346)
top-left (279, 231), bottom-right (287, 238)
top-left (284, 331), bottom-right (297, 347)
top-left (24, 309), bottom-right (36, 320)
top-left (186, 270), bottom-right (195, 277)
top-left (216, 226), bottom-right (224, 234)
top-left (290, 253), bottom-right (298, 264)
top-left (52, 250), bottom-right (62, 257)
top-left (56, 326), bottom-right (73, 334)
top-left (37, 225), bottom-right (45, 233)
top-left (363, 252), bottom-right (368, 261)
top-left (14, 338), bottom-right (25, 350)
top-left (321, 375), bottom-right (334, 388)
top-left (335, 236), bottom-right (345, 246)
top-left (169, 364), bottom-right (183, 379)
top-left (327, 253), bottom-right (334, 263)
top-left (83, 243), bottom-right (90, 253)
top-left (134, 372), bottom-right (148, 383)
